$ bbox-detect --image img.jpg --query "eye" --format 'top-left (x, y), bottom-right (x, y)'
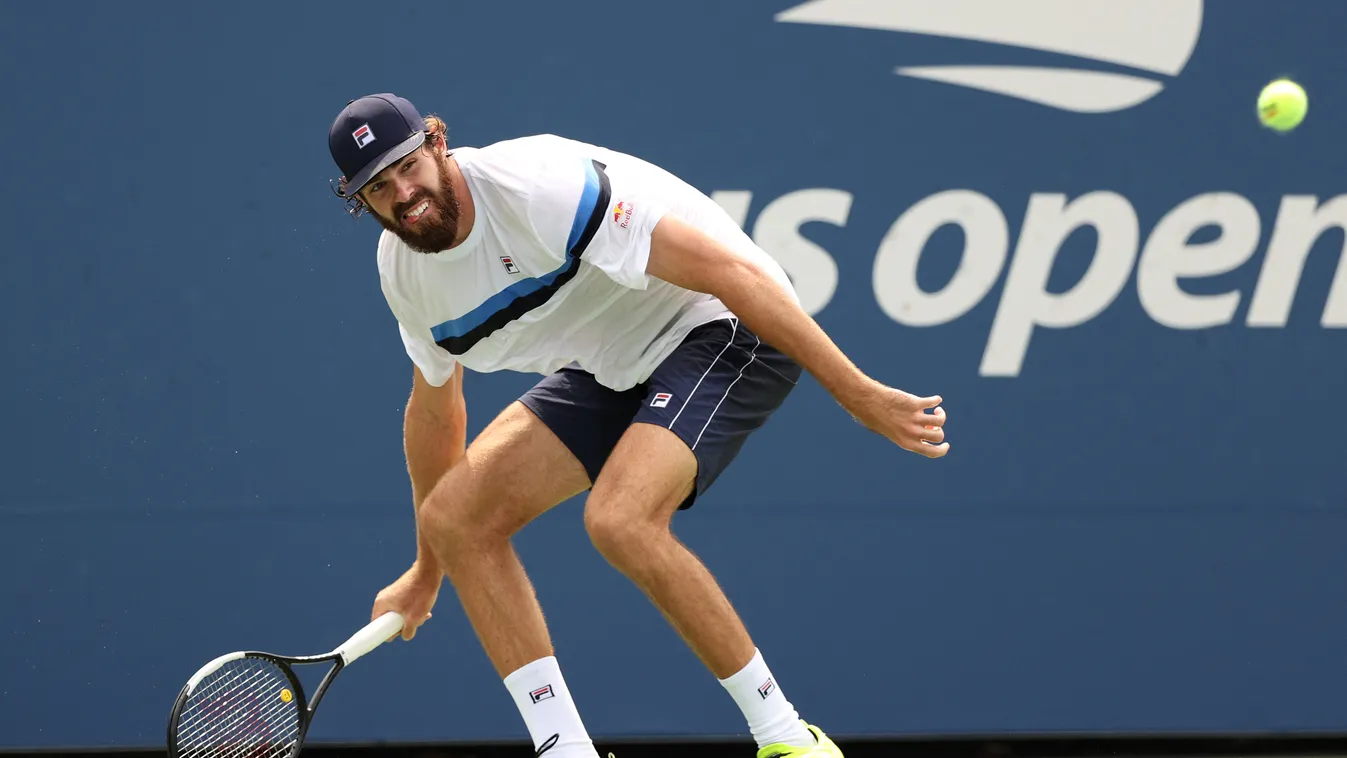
top-left (368, 181), bottom-right (385, 194)
top-left (402, 159), bottom-right (416, 172)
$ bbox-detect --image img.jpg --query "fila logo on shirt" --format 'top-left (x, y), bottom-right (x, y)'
top-left (651, 392), bottom-right (673, 408)
top-left (500, 256), bottom-right (520, 274)
top-left (612, 200), bottom-right (634, 229)
top-left (530, 685), bottom-right (555, 704)
top-left (758, 678), bottom-right (776, 700)
top-left (352, 124), bottom-right (376, 149)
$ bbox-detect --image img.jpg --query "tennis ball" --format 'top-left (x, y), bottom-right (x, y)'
top-left (1258, 79), bottom-right (1308, 132)
top-left (279, 688), bottom-right (293, 703)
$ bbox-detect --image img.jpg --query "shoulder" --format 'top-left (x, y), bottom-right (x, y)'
top-left (376, 230), bottom-right (425, 310)
top-left (453, 135), bottom-right (584, 193)
top-left (376, 228), bottom-right (410, 280)
top-left (461, 135), bottom-right (600, 205)
top-left (458, 135), bottom-right (601, 248)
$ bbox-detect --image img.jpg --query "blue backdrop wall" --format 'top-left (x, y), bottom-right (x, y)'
top-left (2, 0), bottom-right (1345, 749)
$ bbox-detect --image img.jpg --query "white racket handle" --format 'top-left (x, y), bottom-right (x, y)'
top-left (336, 611), bottom-right (405, 666)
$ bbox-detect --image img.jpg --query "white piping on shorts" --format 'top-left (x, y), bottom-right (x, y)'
top-left (668, 317), bottom-right (738, 433)
top-left (692, 334), bottom-right (761, 451)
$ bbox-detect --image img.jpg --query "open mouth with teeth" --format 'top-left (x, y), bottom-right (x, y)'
top-left (402, 200), bottom-right (431, 225)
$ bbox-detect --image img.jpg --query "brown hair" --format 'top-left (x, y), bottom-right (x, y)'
top-left (422, 114), bottom-right (448, 149)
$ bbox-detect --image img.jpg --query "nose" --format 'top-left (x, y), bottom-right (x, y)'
top-left (394, 178), bottom-right (420, 204)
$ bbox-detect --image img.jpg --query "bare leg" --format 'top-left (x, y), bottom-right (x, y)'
top-left (418, 402), bottom-right (603, 757)
top-left (582, 422), bottom-right (754, 679)
top-left (418, 401), bottom-right (591, 678)
top-left (582, 422), bottom-right (818, 751)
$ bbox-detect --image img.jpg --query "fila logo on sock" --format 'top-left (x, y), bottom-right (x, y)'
top-left (530, 685), bottom-right (555, 704)
top-left (500, 256), bottom-right (520, 274)
top-left (757, 678), bottom-right (776, 700)
top-left (651, 392), bottom-right (673, 408)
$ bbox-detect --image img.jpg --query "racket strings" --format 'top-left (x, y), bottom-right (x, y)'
top-left (182, 665), bottom-right (298, 758)
top-left (181, 667), bottom-right (291, 750)
top-left (186, 672), bottom-right (297, 758)
top-left (177, 664), bottom-right (284, 732)
top-left (175, 657), bottom-right (302, 758)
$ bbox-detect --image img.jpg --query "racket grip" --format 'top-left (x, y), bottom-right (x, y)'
top-left (337, 611), bottom-right (406, 666)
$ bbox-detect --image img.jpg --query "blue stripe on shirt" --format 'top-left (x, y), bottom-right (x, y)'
top-left (430, 159), bottom-right (606, 343)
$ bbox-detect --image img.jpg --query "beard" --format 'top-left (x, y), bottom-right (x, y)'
top-left (371, 150), bottom-right (463, 253)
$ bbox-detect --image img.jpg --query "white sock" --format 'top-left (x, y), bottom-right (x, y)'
top-left (719, 648), bottom-right (815, 749)
top-left (503, 656), bottom-right (600, 757)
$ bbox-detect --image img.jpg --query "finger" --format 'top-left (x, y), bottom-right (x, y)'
top-left (920, 406), bottom-right (946, 426)
top-left (920, 395), bottom-right (943, 409)
top-left (403, 611), bottom-right (431, 641)
top-left (918, 424), bottom-right (945, 443)
top-left (919, 441), bottom-right (950, 458)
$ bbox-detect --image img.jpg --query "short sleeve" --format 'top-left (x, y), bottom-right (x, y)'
top-left (378, 236), bottom-right (458, 387)
top-left (526, 153), bottom-right (670, 291)
top-left (582, 173), bottom-right (669, 290)
top-left (398, 322), bottom-right (458, 387)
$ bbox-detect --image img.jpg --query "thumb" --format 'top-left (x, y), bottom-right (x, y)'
top-left (400, 611), bottom-right (430, 641)
top-left (921, 395), bottom-right (943, 409)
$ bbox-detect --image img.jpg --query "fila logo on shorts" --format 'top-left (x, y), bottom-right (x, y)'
top-left (500, 256), bottom-right (520, 274)
top-left (530, 685), bottom-right (555, 704)
top-left (758, 678), bottom-right (776, 699)
top-left (651, 392), bottom-right (673, 408)
top-left (352, 124), bottom-right (376, 149)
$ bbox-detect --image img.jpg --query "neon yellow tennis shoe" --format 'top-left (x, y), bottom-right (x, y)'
top-left (756, 722), bottom-right (843, 758)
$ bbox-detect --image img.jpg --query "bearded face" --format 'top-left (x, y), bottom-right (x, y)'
top-left (362, 143), bottom-right (462, 254)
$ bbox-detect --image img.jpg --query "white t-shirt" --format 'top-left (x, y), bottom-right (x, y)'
top-left (377, 134), bottom-right (797, 390)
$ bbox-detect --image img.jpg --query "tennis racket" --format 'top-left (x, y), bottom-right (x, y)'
top-left (166, 611), bottom-right (405, 758)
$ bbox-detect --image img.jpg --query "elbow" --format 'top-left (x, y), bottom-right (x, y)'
top-left (708, 256), bottom-right (772, 305)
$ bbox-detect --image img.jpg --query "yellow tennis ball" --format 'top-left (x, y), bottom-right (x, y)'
top-left (279, 688), bottom-right (293, 703)
top-left (1258, 79), bottom-right (1308, 132)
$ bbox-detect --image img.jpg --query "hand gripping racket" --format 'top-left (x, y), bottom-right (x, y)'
top-left (166, 611), bottom-right (405, 757)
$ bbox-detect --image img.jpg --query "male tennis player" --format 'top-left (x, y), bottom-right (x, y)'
top-left (327, 94), bottom-right (948, 758)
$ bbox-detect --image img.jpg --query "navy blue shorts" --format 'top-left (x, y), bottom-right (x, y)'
top-left (518, 317), bottom-right (802, 509)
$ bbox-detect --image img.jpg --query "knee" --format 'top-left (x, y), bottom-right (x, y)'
top-left (418, 490), bottom-right (517, 558)
top-left (584, 500), bottom-right (665, 568)
top-left (417, 496), bottom-right (472, 558)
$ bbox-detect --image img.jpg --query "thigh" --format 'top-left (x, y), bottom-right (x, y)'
top-left (435, 400), bottom-right (592, 536)
top-left (588, 421), bottom-right (699, 526)
top-left (517, 363), bottom-right (647, 487)
top-left (629, 317), bottom-right (803, 509)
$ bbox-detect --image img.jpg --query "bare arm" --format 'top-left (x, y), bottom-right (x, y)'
top-left (404, 364), bottom-right (467, 570)
top-left (646, 215), bottom-right (948, 457)
top-left (368, 364), bottom-right (465, 639)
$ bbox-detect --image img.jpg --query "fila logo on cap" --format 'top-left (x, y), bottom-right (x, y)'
top-left (651, 392), bottom-right (673, 408)
top-left (352, 124), bottom-right (376, 149)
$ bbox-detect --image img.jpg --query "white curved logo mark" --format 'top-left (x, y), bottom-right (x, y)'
top-left (775, 0), bottom-right (1204, 113)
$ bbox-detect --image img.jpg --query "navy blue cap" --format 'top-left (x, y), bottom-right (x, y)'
top-left (328, 93), bottom-right (427, 198)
